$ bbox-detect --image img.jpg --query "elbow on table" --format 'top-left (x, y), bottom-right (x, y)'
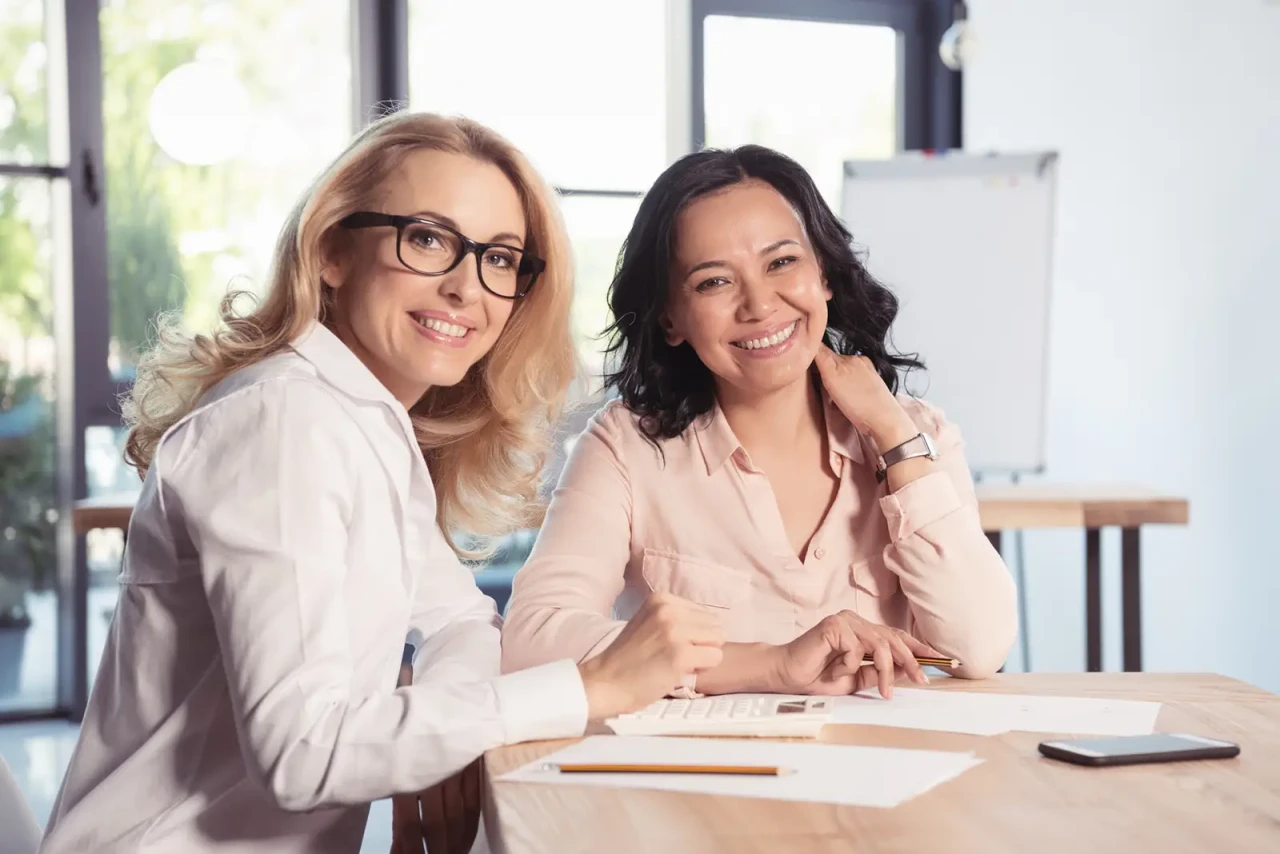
top-left (946, 614), bottom-right (1018, 680)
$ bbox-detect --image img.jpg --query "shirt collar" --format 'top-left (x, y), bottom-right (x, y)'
top-left (694, 394), bottom-right (866, 476)
top-left (291, 322), bottom-right (405, 410)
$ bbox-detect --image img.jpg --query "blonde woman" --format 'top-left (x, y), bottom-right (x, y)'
top-left (39, 113), bottom-right (723, 854)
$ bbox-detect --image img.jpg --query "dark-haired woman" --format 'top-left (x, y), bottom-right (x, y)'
top-left (502, 145), bottom-right (1016, 698)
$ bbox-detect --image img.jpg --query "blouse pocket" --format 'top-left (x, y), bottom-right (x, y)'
top-left (640, 549), bottom-right (749, 610)
top-left (850, 553), bottom-right (900, 600)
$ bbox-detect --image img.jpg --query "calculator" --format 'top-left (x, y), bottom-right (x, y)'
top-left (604, 694), bottom-right (832, 738)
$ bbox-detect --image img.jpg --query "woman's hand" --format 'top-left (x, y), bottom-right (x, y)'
top-left (390, 759), bottom-right (482, 854)
top-left (578, 592), bottom-right (725, 719)
top-left (770, 611), bottom-right (947, 699)
top-left (814, 346), bottom-right (918, 452)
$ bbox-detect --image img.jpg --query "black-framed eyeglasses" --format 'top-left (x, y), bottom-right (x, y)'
top-left (339, 211), bottom-right (544, 300)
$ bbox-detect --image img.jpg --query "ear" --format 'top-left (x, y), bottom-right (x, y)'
top-left (822, 278), bottom-right (832, 301)
top-left (320, 258), bottom-right (345, 290)
top-left (659, 312), bottom-right (684, 347)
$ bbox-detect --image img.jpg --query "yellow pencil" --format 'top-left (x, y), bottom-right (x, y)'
top-left (543, 763), bottom-right (790, 776)
top-left (861, 655), bottom-right (961, 668)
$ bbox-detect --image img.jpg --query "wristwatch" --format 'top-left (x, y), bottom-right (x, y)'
top-left (875, 433), bottom-right (939, 483)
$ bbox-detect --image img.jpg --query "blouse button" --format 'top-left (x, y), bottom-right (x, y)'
top-left (814, 548), bottom-right (826, 560)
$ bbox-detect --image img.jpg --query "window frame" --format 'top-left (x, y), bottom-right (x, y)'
top-left (689, 0), bottom-right (962, 153)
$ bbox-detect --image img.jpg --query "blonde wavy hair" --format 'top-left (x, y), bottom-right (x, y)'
top-left (122, 111), bottom-right (578, 557)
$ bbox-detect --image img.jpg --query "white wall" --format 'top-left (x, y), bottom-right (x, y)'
top-left (963, 0), bottom-right (1280, 689)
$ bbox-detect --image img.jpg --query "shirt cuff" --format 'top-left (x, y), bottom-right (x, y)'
top-left (491, 659), bottom-right (588, 745)
top-left (879, 470), bottom-right (963, 542)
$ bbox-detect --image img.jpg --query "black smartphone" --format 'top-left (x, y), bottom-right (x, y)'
top-left (1038, 733), bottom-right (1240, 767)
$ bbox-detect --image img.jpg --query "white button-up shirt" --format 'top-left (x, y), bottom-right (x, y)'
top-left (40, 323), bottom-right (587, 854)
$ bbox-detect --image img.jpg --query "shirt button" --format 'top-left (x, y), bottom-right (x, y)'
top-left (814, 548), bottom-right (826, 560)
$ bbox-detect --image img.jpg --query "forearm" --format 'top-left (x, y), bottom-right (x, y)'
top-left (887, 510), bottom-right (1017, 677)
top-left (501, 603), bottom-right (627, 671)
top-left (692, 642), bottom-right (781, 695)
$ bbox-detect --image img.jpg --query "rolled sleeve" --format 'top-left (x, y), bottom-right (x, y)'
top-left (878, 471), bottom-right (964, 542)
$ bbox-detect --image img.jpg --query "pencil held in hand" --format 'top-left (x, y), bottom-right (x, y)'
top-left (861, 655), bottom-right (960, 668)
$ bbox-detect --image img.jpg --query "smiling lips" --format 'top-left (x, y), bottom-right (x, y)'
top-left (731, 319), bottom-right (800, 353)
top-left (409, 311), bottom-right (474, 349)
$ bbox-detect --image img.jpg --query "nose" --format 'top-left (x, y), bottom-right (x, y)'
top-left (437, 253), bottom-right (485, 307)
top-left (736, 271), bottom-right (777, 321)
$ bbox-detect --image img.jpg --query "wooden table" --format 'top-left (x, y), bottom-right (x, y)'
top-left (483, 673), bottom-right (1280, 854)
top-left (72, 493), bottom-right (139, 536)
top-left (975, 484), bottom-right (1190, 673)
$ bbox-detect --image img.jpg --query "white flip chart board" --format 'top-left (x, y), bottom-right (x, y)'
top-left (840, 152), bottom-right (1058, 474)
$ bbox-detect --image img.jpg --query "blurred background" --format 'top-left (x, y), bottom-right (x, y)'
top-left (0, 0), bottom-right (1278, 843)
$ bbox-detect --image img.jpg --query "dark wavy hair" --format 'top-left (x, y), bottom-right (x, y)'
top-left (603, 144), bottom-right (923, 443)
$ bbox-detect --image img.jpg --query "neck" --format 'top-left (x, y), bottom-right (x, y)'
top-left (328, 318), bottom-right (428, 411)
top-left (716, 370), bottom-right (825, 460)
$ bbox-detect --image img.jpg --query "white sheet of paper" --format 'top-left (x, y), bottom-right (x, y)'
top-left (498, 736), bottom-right (982, 809)
top-left (830, 689), bottom-right (1012, 735)
top-left (995, 692), bottom-right (1162, 735)
top-left (831, 689), bottom-right (1161, 736)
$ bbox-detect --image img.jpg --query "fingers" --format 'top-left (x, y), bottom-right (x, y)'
top-left (898, 630), bottom-right (947, 661)
top-left (643, 593), bottom-right (726, 647)
top-left (886, 632), bottom-right (928, 686)
top-left (870, 637), bottom-right (895, 699)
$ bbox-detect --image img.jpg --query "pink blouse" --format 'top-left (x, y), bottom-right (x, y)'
top-left (502, 396), bottom-right (1017, 680)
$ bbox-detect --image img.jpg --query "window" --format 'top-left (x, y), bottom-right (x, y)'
top-left (693, 0), bottom-right (962, 200)
top-left (100, 0), bottom-right (353, 378)
top-left (80, 0), bottom-right (355, 689)
top-left (408, 0), bottom-right (662, 376)
top-left (407, 0), bottom-right (666, 193)
top-left (0, 0), bottom-right (60, 714)
top-left (702, 15), bottom-right (899, 205)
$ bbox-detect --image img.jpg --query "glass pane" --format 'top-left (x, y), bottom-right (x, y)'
top-left (408, 0), bottom-right (665, 192)
top-left (559, 193), bottom-right (640, 386)
top-left (703, 15), bottom-right (899, 206)
top-left (0, 0), bottom-right (48, 164)
top-left (100, 0), bottom-right (352, 379)
top-left (0, 176), bottom-right (57, 713)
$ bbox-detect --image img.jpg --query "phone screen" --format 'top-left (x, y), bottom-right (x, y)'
top-left (1049, 733), bottom-right (1231, 758)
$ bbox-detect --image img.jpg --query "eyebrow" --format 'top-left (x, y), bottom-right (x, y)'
top-left (409, 209), bottom-right (525, 248)
top-left (682, 238), bottom-right (802, 279)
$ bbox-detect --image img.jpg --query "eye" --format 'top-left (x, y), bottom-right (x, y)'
top-left (768, 255), bottom-right (799, 271)
top-left (694, 276), bottom-right (730, 293)
top-left (483, 248), bottom-right (518, 269)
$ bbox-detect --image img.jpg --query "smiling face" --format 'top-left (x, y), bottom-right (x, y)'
top-left (325, 149), bottom-right (526, 407)
top-left (663, 179), bottom-right (831, 400)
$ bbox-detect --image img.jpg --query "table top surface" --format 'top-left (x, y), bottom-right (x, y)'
top-left (73, 484), bottom-right (1190, 534)
top-left (483, 673), bottom-right (1279, 854)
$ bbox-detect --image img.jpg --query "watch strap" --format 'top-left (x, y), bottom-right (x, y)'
top-left (875, 433), bottom-right (937, 483)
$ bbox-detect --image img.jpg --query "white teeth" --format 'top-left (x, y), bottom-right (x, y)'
top-left (417, 317), bottom-right (468, 337)
top-left (736, 320), bottom-right (797, 350)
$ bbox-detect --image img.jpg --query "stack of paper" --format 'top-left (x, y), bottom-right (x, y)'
top-left (831, 689), bottom-right (1161, 736)
top-left (498, 735), bottom-right (982, 808)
